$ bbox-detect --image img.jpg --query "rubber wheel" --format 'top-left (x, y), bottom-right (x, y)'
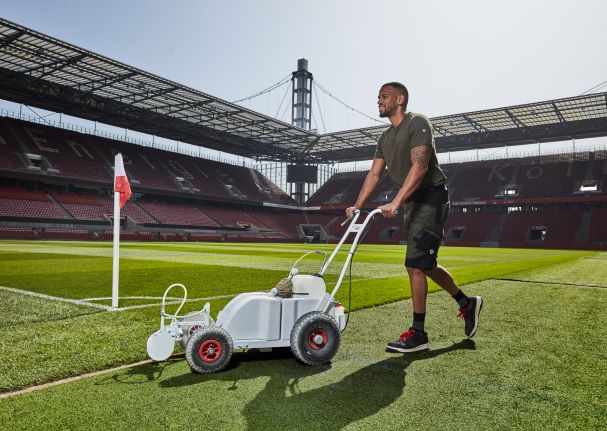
top-left (185, 326), bottom-right (233, 374)
top-left (290, 311), bottom-right (340, 366)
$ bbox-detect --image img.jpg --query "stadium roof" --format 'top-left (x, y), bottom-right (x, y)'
top-left (313, 92), bottom-right (607, 161)
top-left (0, 17), bottom-right (318, 162)
top-left (1, 17), bottom-right (607, 164)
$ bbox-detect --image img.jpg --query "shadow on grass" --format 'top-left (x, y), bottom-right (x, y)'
top-left (95, 358), bottom-right (183, 385)
top-left (161, 339), bottom-right (475, 430)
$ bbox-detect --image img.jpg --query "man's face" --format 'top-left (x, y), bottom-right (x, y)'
top-left (377, 85), bottom-right (403, 118)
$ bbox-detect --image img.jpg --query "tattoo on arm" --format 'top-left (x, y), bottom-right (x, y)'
top-left (411, 145), bottom-right (431, 165)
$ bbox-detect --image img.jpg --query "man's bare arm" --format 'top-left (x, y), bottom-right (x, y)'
top-left (379, 145), bottom-right (431, 217)
top-left (411, 145), bottom-right (431, 165)
top-left (346, 157), bottom-right (385, 218)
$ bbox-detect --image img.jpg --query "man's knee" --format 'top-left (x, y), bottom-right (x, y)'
top-left (406, 266), bottom-right (426, 277)
top-left (421, 267), bottom-right (435, 276)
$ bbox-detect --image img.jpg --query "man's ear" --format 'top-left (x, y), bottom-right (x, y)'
top-left (398, 94), bottom-right (405, 107)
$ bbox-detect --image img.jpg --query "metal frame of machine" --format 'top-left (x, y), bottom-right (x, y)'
top-left (147, 208), bottom-right (386, 373)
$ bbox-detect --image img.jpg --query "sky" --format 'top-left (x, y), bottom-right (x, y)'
top-left (1, 0), bottom-right (606, 165)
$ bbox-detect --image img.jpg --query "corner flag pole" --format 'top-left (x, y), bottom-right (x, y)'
top-left (111, 186), bottom-right (121, 309)
top-left (111, 153), bottom-right (132, 310)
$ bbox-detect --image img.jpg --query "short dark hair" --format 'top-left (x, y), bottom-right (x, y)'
top-left (381, 82), bottom-right (409, 111)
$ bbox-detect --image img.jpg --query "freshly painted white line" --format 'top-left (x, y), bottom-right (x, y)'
top-left (1, 286), bottom-right (238, 312)
top-left (0, 354), bottom-right (185, 399)
top-left (82, 296), bottom-right (187, 301)
top-left (0, 286), bottom-right (111, 311)
top-left (113, 294), bottom-right (238, 311)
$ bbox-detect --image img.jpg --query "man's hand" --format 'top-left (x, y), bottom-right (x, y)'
top-left (345, 206), bottom-right (358, 219)
top-left (378, 202), bottom-right (400, 218)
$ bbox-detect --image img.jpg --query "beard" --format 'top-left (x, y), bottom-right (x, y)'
top-left (379, 105), bottom-right (393, 118)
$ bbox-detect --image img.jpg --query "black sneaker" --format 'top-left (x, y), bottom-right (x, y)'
top-left (386, 328), bottom-right (429, 353)
top-left (458, 296), bottom-right (483, 338)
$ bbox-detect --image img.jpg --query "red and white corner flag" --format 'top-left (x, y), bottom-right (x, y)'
top-left (111, 153), bottom-right (131, 309)
top-left (114, 153), bottom-right (132, 208)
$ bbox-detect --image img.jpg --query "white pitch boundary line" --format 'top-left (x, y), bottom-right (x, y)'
top-left (82, 296), bottom-right (187, 301)
top-left (0, 286), bottom-right (237, 312)
top-left (0, 354), bottom-right (185, 400)
top-left (0, 286), bottom-right (112, 311)
top-left (113, 294), bottom-right (238, 311)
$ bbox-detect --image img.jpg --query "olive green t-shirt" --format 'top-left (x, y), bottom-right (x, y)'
top-left (374, 112), bottom-right (446, 189)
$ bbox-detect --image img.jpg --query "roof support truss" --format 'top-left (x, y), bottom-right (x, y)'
top-left (1, 17), bottom-right (607, 164)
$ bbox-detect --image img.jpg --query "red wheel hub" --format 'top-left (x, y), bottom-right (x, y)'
top-left (308, 329), bottom-right (328, 350)
top-left (198, 339), bottom-right (222, 363)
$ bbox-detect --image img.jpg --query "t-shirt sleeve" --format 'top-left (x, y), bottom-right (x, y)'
top-left (374, 131), bottom-right (386, 159)
top-left (409, 116), bottom-right (434, 148)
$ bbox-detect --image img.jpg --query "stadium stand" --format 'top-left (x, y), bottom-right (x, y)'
top-left (586, 207), bottom-right (607, 244)
top-left (138, 200), bottom-right (219, 227)
top-left (200, 206), bottom-right (269, 231)
top-left (246, 210), bottom-right (302, 239)
top-left (93, 136), bottom-right (181, 192)
top-left (307, 172), bottom-right (365, 206)
top-left (0, 117), bottom-right (306, 241)
top-left (361, 215), bottom-right (404, 244)
top-left (0, 186), bottom-right (71, 220)
top-left (307, 172), bottom-right (393, 210)
top-left (0, 118), bottom-right (31, 173)
top-left (250, 170), bottom-right (296, 205)
top-left (52, 192), bottom-right (107, 221)
top-left (498, 208), bottom-right (583, 246)
top-left (0, 226), bottom-right (34, 239)
top-left (306, 150), bottom-right (607, 249)
top-left (444, 211), bottom-right (503, 245)
top-left (0, 117), bottom-right (294, 205)
top-left (5, 118), bottom-right (112, 183)
top-left (1, 115), bottom-right (606, 249)
top-left (446, 154), bottom-right (598, 201)
top-left (1, 19), bottom-right (606, 250)
top-left (447, 161), bottom-right (514, 200)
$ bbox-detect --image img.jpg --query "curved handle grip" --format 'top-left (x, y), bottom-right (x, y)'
top-left (161, 283), bottom-right (187, 319)
top-left (290, 250), bottom-right (328, 276)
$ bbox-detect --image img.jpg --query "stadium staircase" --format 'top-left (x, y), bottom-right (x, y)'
top-left (483, 212), bottom-right (509, 245)
top-left (46, 193), bottom-right (74, 220)
top-left (574, 209), bottom-right (592, 244)
top-left (297, 224), bottom-right (327, 243)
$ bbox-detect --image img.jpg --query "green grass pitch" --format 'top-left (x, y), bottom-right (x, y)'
top-left (0, 241), bottom-right (606, 430)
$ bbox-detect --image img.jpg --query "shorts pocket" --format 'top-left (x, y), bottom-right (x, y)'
top-left (414, 229), bottom-right (441, 257)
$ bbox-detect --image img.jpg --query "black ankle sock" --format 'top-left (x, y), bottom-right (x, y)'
top-left (412, 312), bottom-right (426, 332)
top-left (452, 290), bottom-right (469, 308)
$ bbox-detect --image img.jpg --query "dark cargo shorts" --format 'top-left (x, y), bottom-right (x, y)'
top-left (403, 184), bottom-right (449, 270)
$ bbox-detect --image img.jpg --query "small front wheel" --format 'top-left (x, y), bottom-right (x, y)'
top-left (290, 312), bottom-right (340, 366)
top-left (185, 326), bottom-right (233, 374)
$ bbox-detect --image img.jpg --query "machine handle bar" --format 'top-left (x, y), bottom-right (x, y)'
top-left (319, 207), bottom-right (399, 277)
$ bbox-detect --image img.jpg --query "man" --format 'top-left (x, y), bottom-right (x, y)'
top-left (345, 82), bottom-right (482, 352)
